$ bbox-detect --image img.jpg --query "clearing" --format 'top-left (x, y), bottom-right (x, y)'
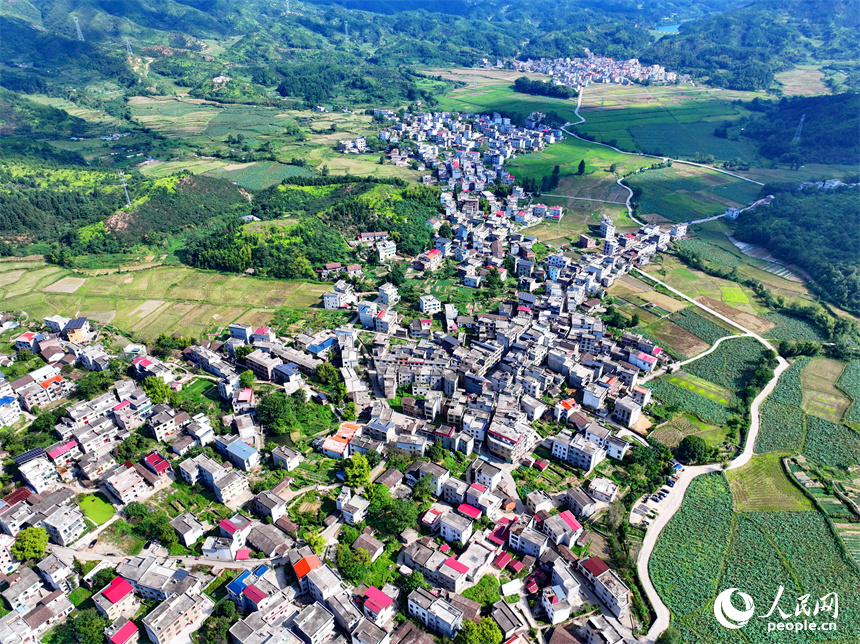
top-left (79, 493), bottom-right (115, 525)
top-left (726, 452), bottom-right (813, 512)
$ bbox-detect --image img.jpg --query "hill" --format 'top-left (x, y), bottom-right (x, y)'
top-left (733, 185), bottom-right (860, 314)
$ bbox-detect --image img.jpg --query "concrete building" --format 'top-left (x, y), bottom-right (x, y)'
top-left (142, 592), bottom-right (213, 644)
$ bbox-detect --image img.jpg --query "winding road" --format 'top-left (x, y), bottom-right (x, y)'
top-left (631, 269), bottom-right (788, 642)
top-left (556, 86), bottom-right (763, 231)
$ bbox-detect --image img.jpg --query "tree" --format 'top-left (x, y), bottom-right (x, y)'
top-left (344, 453), bottom-right (371, 488)
top-left (457, 617), bottom-right (502, 644)
top-left (234, 345), bottom-right (254, 361)
top-left (427, 438), bottom-right (446, 463)
top-left (484, 267), bottom-right (502, 296)
top-left (656, 628), bottom-right (681, 644)
top-left (72, 609), bottom-right (108, 644)
top-left (365, 450), bottom-right (382, 469)
top-left (239, 370), bottom-right (256, 389)
top-left (12, 527), bottom-right (48, 561)
top-left (317, 362), bottom-right (340, 387)
top-left (92, 567), bottom-right (117, 590)
top-left (305, 529), bottom-right (326, 555)
top-left (402, 570), bottom-right (429, 595)
top-left (462, 575), bottom-right (501, 607)
top-left (141, 376), bottom-right (171, 405)
top-left (503, 255), bottom-right (516, 274)
top-left (675, 435), bottom-right (709, 464)
top-left (412, 474), bottom-right (434, 503)
top-left (342, 401), bottom-right (357, 421)
top-left (577, 159), bottom-right (586, 175)
top-left (438, 223), bottom-right (453, 239)
top-left (389, 263), bottom-right (407, 285)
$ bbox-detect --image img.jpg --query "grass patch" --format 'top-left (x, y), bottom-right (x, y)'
top-left (726, 453), bottom-right (812, 512)
top-left (204, 569), bottom-right (239, 601)
top-left (78, 493), bottom-right (115, 525)
top-left (666, 371), bottom-right (733, 405)
top-left (68, 587), bottom-right (93, 607)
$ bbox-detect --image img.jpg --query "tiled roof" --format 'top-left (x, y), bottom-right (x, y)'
top-left (102, 577), bottom-right (133, 604)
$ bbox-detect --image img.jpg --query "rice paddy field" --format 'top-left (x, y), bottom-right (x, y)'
top-left (576, 83), bottom-right (761, 160)
top-left (0, 260), bottom-right (329, 341)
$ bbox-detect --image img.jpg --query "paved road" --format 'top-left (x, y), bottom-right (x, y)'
top-left (631, 269), bottom-right (787, 643)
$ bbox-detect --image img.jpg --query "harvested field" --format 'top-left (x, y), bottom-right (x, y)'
top-left (43, 277), bottom-right (85, 293)
top-left (696, 297), bottom-right (775, 334)
top-left (646, 319), bottom-right (709, 359)
top-left (802, 358), bottom-right (851, 422)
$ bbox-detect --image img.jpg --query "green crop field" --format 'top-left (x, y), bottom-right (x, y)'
top-left (576, 84), bottom-right (760, 160)
top-left (205, 161), bottom-right (312, 190)
top-left (651, 413), bottom-right (731, 449)
top-left (646, 379), bottom-right (731, 426)
top-left (763, 312), bottom-right (827, 342)
top-left (670, 309), bottom-right (734, 345)
top-left (0, 261), bottom-right (329, 341)
top-left (685, 336), bottom-right (766, 391)
top-left (79, 493), bottom-right (115, 525)
top-left (726, 452), bottom-right (812, 512)
top-left (626, 164), bottom-right (762, 223)
top-left (666, 371), bottom-right (733, 405)
top-left (837, 360), bottom-right (860, 424)
top-left (651, 473), bottom-right (860, 644)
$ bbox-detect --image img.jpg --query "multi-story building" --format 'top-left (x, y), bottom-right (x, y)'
top-left (142, 592), bottom-right (213, 644)
top-left (293, 602), bottom-right (335, 644)
top-left (105, 466), bottom-right (148, 505)
top-left (551, 430), bottom-right (606, 474)
top-left (485, 422), bottom-right (533, 463)
top-left (0, 396), bottom-right (21, 428)
top-left (40, 504), bottom-right (86, 546)
top-left (305, 565), bottom-right (343, 606)
top-left (508, 516), bottom-right (548, 558)
top-left (252, 491), bottom-right (287, 523)
top-left (579, 557), bottom-right (630, 618)
top-left (439, 512), bottom-right (473, 545)
top-left (169, 514), bottom-right (205, 548)
top-left (244, 350), bottom-right (282, 381)
top-left (18, 458), bottom-right (58, 493)
top-left (94, 577), bottom-right (138, 621)
top-left (407, 588), bottom-right (464, 639)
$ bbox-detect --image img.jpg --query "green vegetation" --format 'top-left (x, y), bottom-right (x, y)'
top-left (803, 416), bottom-right (860, 470)
top-left (756, 399), bottom-right (806, 453)
top-left (12, 526), bottom-right (48, 561)
top-left (651, 472), bottom-right (860, 643)
top-left (670, 309), bottom-right (732, 345)
top-left (726, 453), bottom-right (812, 512)
top-left (646, 379), bottom-right (731, 426)
top-left (513, 77), bottom-right (577, 99)
top-left (763, 312), bottom-right (827, 342)
top-left (256, 389), bottom-right (335, 437)
top-left (734, 186), bottom-right (860, 314)
top-left (78, 494), bottom-right (114, 526)
top-left (838, 360), bottom-right (860, 424)
top-left (685, 337), bottom-right (766, 392)
top-left (462, 575), bottom-right (501, 608)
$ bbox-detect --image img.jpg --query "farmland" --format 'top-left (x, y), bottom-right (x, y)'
top-left (837, 360), bottom-right (860, 424)
top-left (756, 399), bottom-right (806, 453)
top-left (646, 379), bottom-right (731, 426)
top-left (670, 309), bottom-right (734, 345)
top-left (575, 83), bottom-right (760, 160)
top-left (652, 473), bottom-right (860, 643)
top-left (801, 357), bottom-right (851, 423)
top-left (726, 453), bottom-right (812, 512)
top-left (666, 371), bottom-right (732, 406)
top-left (763, 312), bottom-right (827, 342)
top-left (0, 260), bottom-right (328, 341)
top-left (641, 319), bottom-right (709, 360)
top-left (626, 164), bottom-right (762, 223)
top-left (802, 416), bottom-right (860, 470)
top-left (650, 413), bottom-right (731, 449)
top-left (526, 203), bottom-right (634, 247)
top-left (685, 337), bottom-right (766, 391)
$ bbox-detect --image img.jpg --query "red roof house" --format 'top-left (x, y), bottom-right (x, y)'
top-left (109, 621), bottom-right (139, 644)
top-left (102, 577), bottom-right (133, 604)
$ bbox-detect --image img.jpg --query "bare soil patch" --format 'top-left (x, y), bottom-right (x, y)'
top-left (697, 296), bottom-right (775, 334)
top-left (43, 277), bottom-right (86, 293)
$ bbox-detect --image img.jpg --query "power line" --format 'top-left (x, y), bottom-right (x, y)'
top-left (73, 16), bottom-right (84, 42)
top-left (119, 172), bottom-right (132, 208)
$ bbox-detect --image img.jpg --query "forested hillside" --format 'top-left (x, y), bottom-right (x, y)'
top-left (738, 93), bottom-right (860, 165)
top-left (642, 0), bottom-right (859, 90)
top-left (1, 0), bottom-right (854, 99)
top-left (733, 186), bottom-right (860, 313)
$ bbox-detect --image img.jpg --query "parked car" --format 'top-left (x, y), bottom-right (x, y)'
top-left (88, 539), bottom-right (97, 549)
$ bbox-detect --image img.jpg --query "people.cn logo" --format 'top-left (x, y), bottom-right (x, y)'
top-left (714, 588), bottom-right (756, 629)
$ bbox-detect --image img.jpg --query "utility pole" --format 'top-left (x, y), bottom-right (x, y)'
top-left (73, 16), bottom-right (84, 42)
top-left (119, 172), bottom-right (132, 208)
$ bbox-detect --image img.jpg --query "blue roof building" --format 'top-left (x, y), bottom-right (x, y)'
top-left (225, 440), bottom-right (260, 471)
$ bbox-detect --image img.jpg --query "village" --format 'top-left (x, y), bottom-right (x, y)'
top-left (499, 52), bottom-right (691, 88)
top-left (0, 143), bottom-right (695, 644)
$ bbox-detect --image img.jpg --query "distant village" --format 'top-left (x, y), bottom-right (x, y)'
top-left (497, 50), bottom-right (691, 88)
